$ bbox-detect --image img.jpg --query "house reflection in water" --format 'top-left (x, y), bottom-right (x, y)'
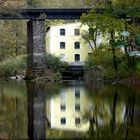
top-left (26, 82), bottom-right (127, 139)
top-left (46, 86), bottom-right (92, 131)
top-left (46, 85), bottom-right (126, 132)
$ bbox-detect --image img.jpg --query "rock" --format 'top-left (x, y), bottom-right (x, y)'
top-left (9, 75), bottom-right (25, 80)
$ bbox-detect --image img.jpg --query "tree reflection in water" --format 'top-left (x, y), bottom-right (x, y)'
top-left (26, 81), bottom-right (140, 139)
top-left (86, 82), bottom-right (140, 140)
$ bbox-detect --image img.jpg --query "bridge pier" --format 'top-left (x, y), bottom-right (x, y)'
top-left (26, 19), bottom-right (46, 79)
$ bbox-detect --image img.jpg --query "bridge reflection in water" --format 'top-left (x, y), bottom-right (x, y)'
top-left (25, 81), bottom-right (137, 139)
top-left (0, 81), bottom-right (140, 139)
top-left (26, 82), bottom-right (46, 139)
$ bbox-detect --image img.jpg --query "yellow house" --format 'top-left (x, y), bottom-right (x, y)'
top-left (46, 22), bottom-right (94, 66)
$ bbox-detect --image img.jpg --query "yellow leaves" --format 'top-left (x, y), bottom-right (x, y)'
top-left (86, 0), bottom-right (92, 6)
top-left (112, 0), bottom-right (140, 8)
top-left (1, 0), bottom-right (27, 9)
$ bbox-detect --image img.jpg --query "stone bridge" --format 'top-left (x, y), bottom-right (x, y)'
top-left (0, 8), bottom-right (139, 78)
top-left (0, 8), bottom-right (91, 79)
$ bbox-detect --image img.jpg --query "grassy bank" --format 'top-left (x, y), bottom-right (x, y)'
top-left (0, 55), bottom-right (27, 78)
top-left (0, 54), bottom-right (66, 81)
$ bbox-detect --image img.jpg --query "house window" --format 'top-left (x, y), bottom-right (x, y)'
top-left (60, 42), bottom-right (65, 49)
top-left (75, 104), bottom-right (80, 112)
top-left (74, 42), bottom-right (80, 49)
top-left (60, 91), bottom-right (66, 104)
top-left (60, 29), bottom-right (65, 35)
top-left (75, 54), bottom-right (80, 61)
top-left (88, 53), bottom-right (92, 56)
top-left (74, 28), bottom-right (80, 35)
top-left (75, 118), bottom-right (80, 124)
top-left (75, 89), bottom-right (80, 99)
top-left (60, 54), bottom-right (65, 61)
top-left (60, 118), bottom-right (66, 124)
top-left (60, 104), bottom-right (66, 111)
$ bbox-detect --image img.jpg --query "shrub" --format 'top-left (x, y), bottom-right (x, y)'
top-left (45, 53), bottom-right (68, 72)
top-left (85, 55), bottom-right (95, 70)
top-left (136, 61), bottom-right (140, 70)
top-left (85, 47), bottom-right (131, 79)
top-left (0, 55), bottom-right (27, 77)
top-left (52, 72), bottom-right (62, 81)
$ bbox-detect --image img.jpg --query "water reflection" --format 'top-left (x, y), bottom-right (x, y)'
top-left (0, 81), bottom-right (140, 139)
top-left (46, 85), bottom-right (91, 131)
top-left (26, 82), bottom-right (46, 140)
top-left (0, 81), bottom-right (27, 139)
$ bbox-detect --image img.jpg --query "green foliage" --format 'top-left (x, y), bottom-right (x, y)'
top-left (135, 34), bottom-right (140, 46)
top-left (52, 73), bottom-right (62, 81)
top-left (26, 0), bottom-right (92, 8)
top-left (117, 60), bottom-right (131, 78)
top-left (0, 21), bottom-right (27, 61)
top-left (136, 61), bottom-right (140, 70)
top-left (94, 48), bottom-right (114, 67)
top-left (80, 9), bottom-right (108, 50)
top-left (81, 0), bottom-right (140, 78)
top-left (85, 46), bottom-right (131, 79)
top-left (45, 53), bottom-right (68, 72)
top-left (85, 55), bottom-right (95, 69)
top-left (27, 0), bottom-right (44, 7)
top-left (0, 55), bottom-right (27, 77)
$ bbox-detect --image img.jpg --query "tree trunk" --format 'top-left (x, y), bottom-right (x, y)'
top-left (111, 90), bottom-right (118, 133)
top-left (110, 30), bottom-right (118, 72)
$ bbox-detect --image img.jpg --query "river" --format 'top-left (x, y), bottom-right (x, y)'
top-left (0, 80), bottom-right (140, 139)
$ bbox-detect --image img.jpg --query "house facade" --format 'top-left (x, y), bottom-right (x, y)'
top-left (46, 22), bottom-right (92, 66)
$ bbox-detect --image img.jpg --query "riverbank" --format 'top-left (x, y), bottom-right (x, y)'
top-left (1, 70), bottom-right (140, 86)
top-left (103, 73), bottom-right (140, 85)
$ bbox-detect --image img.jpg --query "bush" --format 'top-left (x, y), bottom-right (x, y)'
top-left (117, 61), bottom-right (131, 79)
top-left (0, 55), bottom-right (27, 77)
top-left (52, 72), bottom-right (62, 81)
top-left (45, 53), bottom-right (68, 72)
top-left (85, 55), bottom-right (95, 70)
top-left (85, 47), bottom-right (131, 79)
top-left (136, 61), bottom-right (140, 70)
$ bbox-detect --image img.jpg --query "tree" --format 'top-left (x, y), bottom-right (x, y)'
top-left (80, 2), bottom-right (124, 72)
top-left (27, 0), bottom-right (43, 7)
top-left (81, 9), bottom-right (104, 51)
top-left (0, 1), bottom-right (27, 61)
top-left (0, 20), bottom-right (27, 61)
top-left (81, 0), bottom-right (140, 73)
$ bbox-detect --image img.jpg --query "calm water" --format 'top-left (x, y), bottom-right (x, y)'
top-left (0, 80), bottom-right (140, 139)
